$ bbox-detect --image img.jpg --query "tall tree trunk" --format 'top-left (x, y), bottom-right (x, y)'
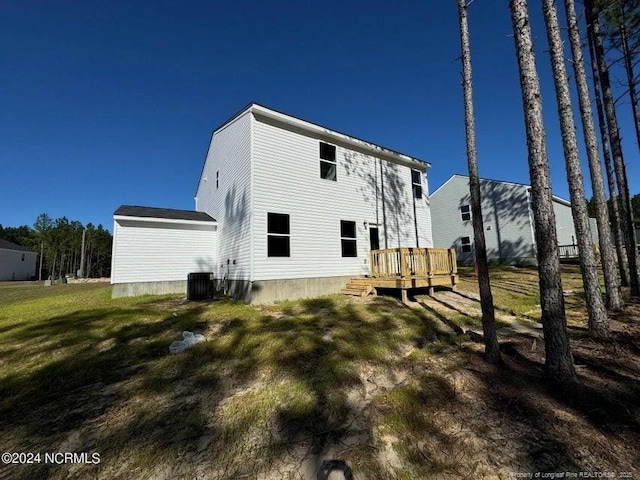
top-left (38, 241), bottom-right (43, 282)
top-left (587, 23), bottom-right (630, 288)
top-left (619, 1), bottom-right (640, 153)
top-left (457, 0), bottom-right (501, 363)
top-left (510, 0), bottom-right (576, 384)
top-left (587, 0), bottom-right (640, 297)
top-left (51, 252), bottom-right (57, 280)
top-left (564, 0), bottom-right (622, 311)
top-left (544, 0), bottom-right (610, 337)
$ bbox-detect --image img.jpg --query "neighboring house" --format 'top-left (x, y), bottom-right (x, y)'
top-left (0, 239), bottom-right (38, 281)
top-left (430, 174), bottom-right (597, 265)
top-left (111, 103), bottom-right (433, 303)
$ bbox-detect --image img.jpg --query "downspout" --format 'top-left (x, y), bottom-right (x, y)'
top-left (375, 157), bottom-right (379, 227)
top-left (380, 159), bottom-right (388, 249)
top-left (412, 184), bottom-right (419, 247)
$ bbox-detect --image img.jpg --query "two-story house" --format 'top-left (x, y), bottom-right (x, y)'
top-left (430, 174), bottom-right (597, 265)
top-left (112, 103), bottom-right (434, 303)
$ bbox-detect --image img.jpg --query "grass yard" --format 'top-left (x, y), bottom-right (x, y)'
top-left (0, 267), bottom-right (639, 479)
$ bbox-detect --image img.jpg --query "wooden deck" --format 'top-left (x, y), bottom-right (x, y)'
top-left (343, 247), bottom-right (459, 303)
top-left (558, 243), bottom-right (600, 262)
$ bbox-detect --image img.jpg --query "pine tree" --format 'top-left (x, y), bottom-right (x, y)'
top-left (543, 0), bottom-right (610, 337)
top-left (563, 0), bottom-right (622, 311)
top-left (587, 23), bottom-right (630, 288)
top-left (510, 0), bottom-right (576, 384)
top-left (457, 0), bottom-right (501, 363)
top-left (586, 0), bottom-right (640, 297)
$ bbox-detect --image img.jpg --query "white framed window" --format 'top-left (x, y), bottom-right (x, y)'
top-left (267, 213), bottom-right (290, 257)
top-left (340, 220), bottom-right (357, 257)
top-left (411, 169), bottom-right (422, 198)
top-left (461, 236), bottom-right (472, 253)
top-left (320, 142), bottom-right (337, 181)
top-left (460, 204), bottom-right (471, 222)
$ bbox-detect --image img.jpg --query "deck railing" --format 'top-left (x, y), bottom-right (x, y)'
top-left (558, 243), bottom-right (600, 260)
top-left (369, 247), bottom-right (457, 278)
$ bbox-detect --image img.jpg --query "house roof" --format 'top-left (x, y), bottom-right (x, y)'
top-left (431, 174), bottom-right (572, 206)
top-left (208, 102), bottom-right (430, 167)
top-left (114, 205), bottom-right (216, 222)
top-left (0, 238), bottom-right (36, 253)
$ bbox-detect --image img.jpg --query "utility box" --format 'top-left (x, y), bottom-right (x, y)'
top-left (187, 272), bottom-right (214, 300)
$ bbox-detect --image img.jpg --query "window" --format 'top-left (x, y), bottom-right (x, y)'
top-left (320, 142), bottom-right (337, 181)
top-left (21, 254), bottom-right (25, 262)
top-left (267, 213), bottom-right (290, 257)
top-left (461, 236), bottom-right (472, 253)
top-left (216, 170), bottom-right (219, 189)
top-left (341, 220), bottom-right (357, 257)
top-left (460, 204), bottom-right (471, 222)
top-left (411, 169), bottom-right (423, 198)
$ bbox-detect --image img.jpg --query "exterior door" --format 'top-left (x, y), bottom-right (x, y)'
top-left (369, 227), bottom-right (380, 251)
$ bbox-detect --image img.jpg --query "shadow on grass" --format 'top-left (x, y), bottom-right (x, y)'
top-left (2, 286), bottom-right (639, 479)
top-left (0, 294), bottom-right (455, 479)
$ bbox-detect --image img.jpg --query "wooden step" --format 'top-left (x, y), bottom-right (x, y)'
top-left (345, 283), bottom-right (372, 291)
top-left (349, 277), bottom-right (372, 285)
top-left (342, 288), bottom-right (368, 296)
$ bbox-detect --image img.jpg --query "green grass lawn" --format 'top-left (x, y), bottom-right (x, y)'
top-left (0, 282), bottom-right (464, 479)
top-left (0, 268), bottom-right (637, 479)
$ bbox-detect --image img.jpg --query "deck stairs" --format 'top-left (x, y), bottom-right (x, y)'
top-left (342, 277), bottom-right (373, 297)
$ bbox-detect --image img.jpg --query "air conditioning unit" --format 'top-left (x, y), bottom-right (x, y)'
top-left (187, 272), bottom-right (214, 300)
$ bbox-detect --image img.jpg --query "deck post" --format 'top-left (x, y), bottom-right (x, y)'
top-left (401, 288), bottom-right (409, 304)
top-left (399, 248), bottom-right (409, 278)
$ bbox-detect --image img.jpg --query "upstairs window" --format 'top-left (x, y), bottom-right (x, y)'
top-left (216, 170), bottom-right (219, 189)
top-left (340, 220), bottom-right (357, 257)
top-left (320, 142), bottom-right (337, 181)
top-left (461, 236), bottom-right (472, 253)
top-left (460, 204), bottom-right (471, 222)
top-left (268, 213), bottom-right (290, 257)
top-left (411, 169), bottom-right (423, 198)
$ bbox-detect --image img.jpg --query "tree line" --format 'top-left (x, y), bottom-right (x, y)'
top-left (457, 0), bottom-right (640, 386)
top-left (587, 193), bottom-right (640, 223)
top-left (0, 213), bottom-right (112, 280)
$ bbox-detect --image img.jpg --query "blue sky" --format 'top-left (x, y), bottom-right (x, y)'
top-left (1, 0), bottom-right (638, 232)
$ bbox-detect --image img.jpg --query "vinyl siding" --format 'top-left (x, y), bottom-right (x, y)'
top-left (0, 249), bottom-right (38, 281)
top-left (431, 175), bottom-right (535, 263)
top-left (111, 219), bottom-right (217, 284)
top-left (251, 115), bottom-right (432, 281)
top-left (195, 111), bottom-right (252, 281)
top-left (552, 200), bottom-right (578, 246)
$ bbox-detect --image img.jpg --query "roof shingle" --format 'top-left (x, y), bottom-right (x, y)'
top-left (114, 205), bottom-right (216, 222)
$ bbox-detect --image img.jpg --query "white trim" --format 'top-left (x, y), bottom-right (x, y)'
top-left (113, 215), bottom-right (217, 227)
top-left (430, 173), bottom-right (462, 197)
top-left (0, 247), bottom-right (37, 255)
top-left (251, 104), bottom-right (429, 171)
top-left (249, 112), bottom-right (255, 282)
top-left (110, 219), bottom-right (119, 284)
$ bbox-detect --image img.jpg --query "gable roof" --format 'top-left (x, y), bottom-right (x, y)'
top-left (211, 102), bottom-right (430, 168)
top-left (114, 205), bottom-right (216, 222)
top-left (431, 174), bottom-right (572, 207)
top-left (0, 238), bottom-right (35, 253)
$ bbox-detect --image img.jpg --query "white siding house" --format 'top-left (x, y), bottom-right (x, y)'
top-left (430, 174), bottom-right (591, 265)
top-left (112, 103), bottom-right (433, 303)
top-left (111, 207), bottom-right (217, 297)
top-left (193, 104), bottom-right (432, 303)
top-left (0, 239), bottom-right (38, 281)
